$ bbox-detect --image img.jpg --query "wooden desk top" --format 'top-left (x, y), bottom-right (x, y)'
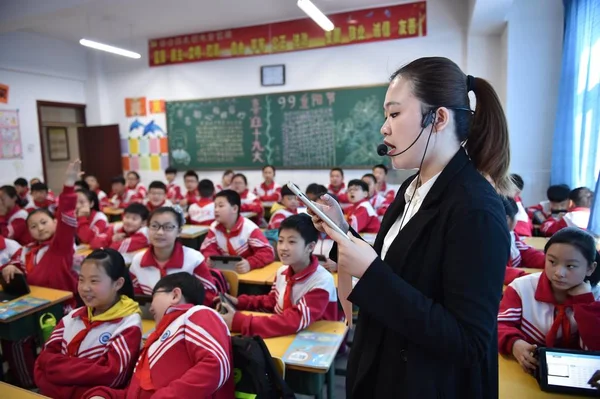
top-left (0, 286), bottom-right (73, 323)
top-left (523, 237), bottom-right (549, 251)
top-left (241, 212), bottom-right (257, 219)
top-left (75, 244), bottom-right (93, 257)
top-left (179, 225), bottom-right (210, 239)
top-left (240, 262), bottom-right (282, 285)
top-left (102, 207), bottom-right (124, 216)
top-left (0, 382), bottom-right (49, 398)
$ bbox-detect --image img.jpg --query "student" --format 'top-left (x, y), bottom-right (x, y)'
top-left (188, 179), bottom-right (215, 225)
top-left (26, 182), bottom-right (57, 214)
top-left (362, 173), bottom-right (389, 216)
top-left (541, 187), bottom-right (593, 236)
top-left (145, 181), bottom-right (172, 212)
top-left (0, 235), bottom-right (21, 268)
top-left (305, 185), bottom-right (337, 272)
top-left (372, 164), bottom-right (395, 201)
top-left (109, 176), bottom-right (138, 209)
top-left (85, 175), bottom-right (109, 208)
top-left (83, 272), bottom-right (234, 399)
top-left (327, 167), bottom-right (349, 204)
top-left (201, 190), bottom-right (274, 273)
top-left (34, 249), bottom-right (142, 399)
top-left (527, 184), bottom-right (571, 223)
top-left (345, 179), bottom-right (381, 234)
top-left (30, 178), bottom-right (56, 202)
top-left (231, 173), bottom-right (264, 221)
top-left (498, 227), bottom-right (600, 374)
top-left (75, 179), bottom-right (90, 192)
top-left (502, 197), bottom-right (545, 285)
top-left (267, 185), bottom-right (298, 230)
top-left (14, 177), bottom-right (31, 205)
top-left (216, 214), bottom-right (338, 338)
top-left (306, 183), bottom-right (328, 202)
top-left (0, 185), bottom-right (32, 245)
top-left (511, 174), bottom-right (533, 237)
top-left (254, 165), bottom-right (281, 202)
top-left (215, 169), bottom-right (235, 193)
top-left (129, 207), bottom-right (220, 305)
top-left (90, 203), bottom-right (150, 263)
top-left (127, 171), bottom-right (147, 199)
top-left (165, 167), bottom-right (183, 203)
top-left (181, 170), bottom-right (200, 207)
top-left (76, 189), bottom-right (109, 245)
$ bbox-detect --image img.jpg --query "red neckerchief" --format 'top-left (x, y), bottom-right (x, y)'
top-left (33, 199), bottom-right (53, 208)
top-left (147, 201), bottom-right (166, 212)
top-left (140, 243), bottom-right (185, 276)
top-left (0, 236), bottom-right (6, 250)
top-left (136, 304), bottom-right (193, 390)
top-left (186, 190), bottom-right (200, 202)
top-left (328, 183), bottom-right (345, 194)
top-left (262, 181), bottom-right (275, 191)
top-left (283, 256), bottom-right (319, 310)
top-left (195, 198), bottom-right (213, 207)
top-left (25, 239), bottom-right (52, 273)
top-left (379, 181), bottom-right (387, 193)
top-left (215, 216), bottom-right (245, 255)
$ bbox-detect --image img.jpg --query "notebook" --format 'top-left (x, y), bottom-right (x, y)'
top-left (282, 331), bottom-right (344, 369)
top-left (0, 296), bottom-right (50, 320)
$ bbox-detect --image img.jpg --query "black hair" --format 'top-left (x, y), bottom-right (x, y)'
top-left (501, 196), bottom-right (519, 221)
top-left (279, 214), bottom-right (319, 246)
top-left (511, 174), bottom-right (524, 192)
top-left (330, 167), bottom-right (344, 177)
top-left (82, 248), bottom-right (135, 298)
top-left (232, 173), bottom-right (247, 186)
top-left (123, 203), bottom-right (150, 221)
top-left (547, 184), bottom-right (570, 203)
top-left (127, 171), bottom-right (140, 180)
top-left (27, 208), bottom-right (55, 224)
top-left (30, 182), bottom-right (48, 193)
top-left (373, 164), bottom-right (388, 174)
top-left (0, 185), bottom-right (24, 207)
top-left (184, 170), bottom-right (199, 181)
top-left (153, 272), bottom-right (205, 306)
top-left (223, 169), bottom-right (234, 177)
top-left (348, 179), bottom-right (368, 192)
top-left (215, 189), bottom-right (241, 217)
top-left (14, 178), bottom-right (27, 188)
top-left (111, 176), bottom-right (126, 185)
top-left (306, 183), bottom-right (328, 197)
top-left (199, 179), bottom-right (215, 198)
top-left (165, 167), bottom-right (177, 175)
top-left (149, 206), bottom-right (184, 228)
top-left (76, 189), bottom-right (100, 212)
top-left (74, 180), bottom-right (90, 191)
top-left (262, 165), bottom-right (276, 174)
top-left (149, 181), bottom-right (167, 192)
top-left (569, 187), bottom-right (593, 208)
top-left (280, 185), bottom-right (294, 198)
top-left (362, 173), bottom-right (377, 185)
top-left (544, 227), bottom-right (600, 286)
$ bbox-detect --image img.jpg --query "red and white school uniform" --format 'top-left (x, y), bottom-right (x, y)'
top-left (239, 189), bottom-right (264, 220)
top-left (498, 272), bottom-right (600, 354)
top-left (232, 257), bottom-right (338, 338)
top-left (369, 193), bottom-right (391, 217)
top-left (313, 233), bottom-right (334, 259)
top-left (184, 189), bottom-right (201, 205)
top-left (540, 207), bottom-right (591, 237)
top-left (377, 181), bottom-right (395, 203)
top-left (0, 236), bottom-right (21, 267)
top-left (254, 181), bottom-right (281, 202)
top-left (513, 196), bottom-right (533, 237)
top-left (267, 208), bottom-right (297, 230)
top-left (34, 301), bottom-right (142, 399)
top-left (95, 188), bottom-right (110, 208)
top-left (145, 199), bottom-right (173, 213)
top-left (188, 198), bottom-right (215, 225)
top-left (167, 183), bottom-right (184, 203)
top-left (83, 304), bottom-right (234, 399)
top-left (89, 224), bottom-right (150, 264)
top-left (46, 189), bottom-right (56, 203)
top-left (0, 205), bottom-right (32, 245)
top-left (328, 183), bottom-right (349, 204)
top-left (17, 188), bottom-right (32, 206)
top-left (215, 184), bottom-right (230, 193)
top-left (527, 200), bottom-right (552, 220)
top-left (503, 232), bottom-right (546, 285)
top-left (201, 216), bottom-right (274, 270)
top-left (77, 210), bottom-right (109, 245)
top-left (110, 189), bottom-right (139, 209)
top-left (25, 198), bottom-right (57, 214)
top-left (129, 243), bottom-right (219, 306)
top-left (128, 183), bottom-right (147, 199)
top-left (345, 199), bottom-right (381, 233)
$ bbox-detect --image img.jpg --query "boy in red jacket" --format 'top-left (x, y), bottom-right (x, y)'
top-left (165, 167), bottom-right (183, 204)
top-left (267, 185), bottom-right (298, 230)
top-left (181, 170), bottom-right (200, 208)
top-left (25, 182), bottom-right (56, 214)
top-left (344, 179), bottom-right (381, 234)
top-left (84, 272), bottom-right (234, 399)
top-left (541, 187), bottom-right (593, 236)
top-left (327, 167), bottom-right (349, 204)
top-left (188, 179), bottom-right (216, 225)
top-left (110, 176), bottom-right (139, 209)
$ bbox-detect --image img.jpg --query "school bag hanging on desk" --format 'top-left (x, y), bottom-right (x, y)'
top-left (232, 335), bottom-right (296, 399)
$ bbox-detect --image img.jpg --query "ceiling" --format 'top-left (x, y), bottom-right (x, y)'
top-left (0, 0), bottom-right (418, 45)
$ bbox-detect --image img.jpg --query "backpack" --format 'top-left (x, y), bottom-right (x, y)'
top-left (232, 335), bottom-right (296, 399)
top-left (209, 269), bottom-right (229, 294)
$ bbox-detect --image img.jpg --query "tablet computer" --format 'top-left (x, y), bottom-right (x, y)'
top-left (0, 273), bottom-right (30, 302)
top-left (537, 347), bottom-right (600, 396)
top-left (210, 255), bottom-right (242, 271)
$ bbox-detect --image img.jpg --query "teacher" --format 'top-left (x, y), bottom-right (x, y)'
top-left (313, 57), bottom-right (512, 398)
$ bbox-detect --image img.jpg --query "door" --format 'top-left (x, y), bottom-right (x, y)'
top-left (78, 125), bottom-right (122, 194)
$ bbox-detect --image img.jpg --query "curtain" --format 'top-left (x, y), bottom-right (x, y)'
top-left (551, 0), bottom-right (600, 189)
top-left (588, 170), bottom-right (600, 235)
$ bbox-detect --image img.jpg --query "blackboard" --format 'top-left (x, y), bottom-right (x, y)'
top-left (166, 85), bottom-right (388, 169)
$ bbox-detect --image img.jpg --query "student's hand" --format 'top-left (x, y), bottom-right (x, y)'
top-left (568, 280), bottom-right (592, 297)
top-left (512, 340), bottom-right (538, 374)
top-left (235, 259), bottom-right (251, 274)
top-left (112, 233), bottom-right (126, 242)
top-left (2, 265), bottom-right (23, 283)
top-left (77, 205), bottom-right (91, 218)
top-left (65, 159), bottom-right (82, 187)
top-left (323, 226), bottom-right (376, 278)
top-left (322, 259), bottom-right (338, 272)
top-left (588, 370), bottom-right (600, 389)
top-left (218, 303), bottom-right (235, 330)
top-left (213, 293), bottom-right (239, 307)
top-left (308, 194), bottom-right (349, 234)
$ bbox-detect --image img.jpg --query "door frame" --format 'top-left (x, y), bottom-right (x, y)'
top-left (36, 101), bottom-right (87, 183)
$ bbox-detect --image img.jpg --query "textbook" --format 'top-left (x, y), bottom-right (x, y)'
top-left (282, 331), bottom-right (344, 369)
top-left (0, 296), bottom-right (49, 320)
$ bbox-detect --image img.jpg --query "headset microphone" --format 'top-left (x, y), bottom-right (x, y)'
top-left (377, 109), bottom-right (436, 157)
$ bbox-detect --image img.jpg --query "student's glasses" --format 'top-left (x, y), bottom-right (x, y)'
top-left (149, 223), bottom-right (177, 232)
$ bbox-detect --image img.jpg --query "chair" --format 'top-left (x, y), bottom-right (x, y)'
top-left (221, 269), bottom-right (239, 297)
top-left (272, 356), bottom-right (285, 379)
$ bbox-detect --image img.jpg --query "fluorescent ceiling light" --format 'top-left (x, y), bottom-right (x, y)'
top-left (79, 39), bottom-right (141, 59)
top-left (297, 0), bottom-right (334, 32)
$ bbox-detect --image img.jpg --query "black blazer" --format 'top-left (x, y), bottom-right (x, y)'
top-left (332, 148), bottom-right (510, 398)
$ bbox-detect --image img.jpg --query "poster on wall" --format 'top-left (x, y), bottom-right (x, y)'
top-left (0, 109), bottom-right (22, 159)
top-left (149, 99), bottom-right (165, 114)
top-left (125, 97), bottom-right (147, 117)
top-left (0, 84), bottom-right (8, 104)
top-left (47, 127), bottom-right (70, 161)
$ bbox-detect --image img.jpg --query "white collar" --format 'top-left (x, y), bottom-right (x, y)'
top-left (404, 171), bottom-right (442, 204)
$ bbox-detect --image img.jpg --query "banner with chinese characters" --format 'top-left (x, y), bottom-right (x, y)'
top-left (149, 2), bottom-right (426, 66)
top-left (0, 109), bottom-right (23, 159)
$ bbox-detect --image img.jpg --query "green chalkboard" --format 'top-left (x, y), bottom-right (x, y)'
top-left (166, 85), bottom-right (388, 169)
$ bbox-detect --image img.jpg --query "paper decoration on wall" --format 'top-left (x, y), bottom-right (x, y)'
top-left (125, 97), bottom-right (147, 117)
top-left (0, 109), bottom-right (23, 159)
top-left (149, 100), bottom-right (165, 114)
top-left (0, 84), bottom-right (8, 104)
top-left (121, 137), bottom-right (169, 172)
top-left (127, 119), bottom-right (166, 138)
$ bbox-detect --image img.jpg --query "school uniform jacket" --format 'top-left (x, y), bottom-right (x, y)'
top-left (369, 193), bottom-right (390, 217)
top-left (77, 210), bottom-right (109, 244)
top-left (34, 307), bottom-right (142, 399)
top-left (129, 243), bottom-right (218, 305)
top-left (25, 198), bottom-right (57, 214)
top-left (201, 216), bottom-right (274, 270)
top-left (540, 207), bottom-right (590, 236)
top-left (377, 181), bottom-right (396, 203)
top-left (498, 272), bottom-right (600, 354)
top-left (188, 198), bottom-right (215, 225)
top-left (129, 183), bottom-right (147, 199)
top-left (0, 236), bottom-right (21, 267)
top-left (95, 188), bottom-right (110, 208)
top-left (110, 189), bottom-right (139, 209)
top-left (184, 189), bottom-right (201, 205)
top-left (527, 200), bottom-right (552, 220)
top-left (330, 148), bottom-right (510, 398)
top-left (503, 232), bottom-right (545, 285)
top-left (313, 234), bottom-right (334, 259)
top-left (233, 257), bottom-right (338, 338)
top-left (145, 199), bottom-right (173, 212)
top-left (167, 183), bottom-right (183, 202)
top-left (513, 196), bottom-right (533, 237)
top-left (89, 224), bottom-right (150, 263)
top-left (253, 181), bottom-right (281, 202)
top-left (239, 189), bottom-right (264, 219)
top-left (83, 304), bottom-right (234, 399)
top-left (328, 183), bottom-right (349, 204)
top-left (267, 208), bottom-right (296, 230)
top-left (0, 205), bottom-right (32, 245)
top-left (346, 199), bottom-right (381, 233)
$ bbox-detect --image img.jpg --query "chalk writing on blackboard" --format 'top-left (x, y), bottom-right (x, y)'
top-left (282, 108), bottom-right (335, 167)
top-left (195, 120), bottom-right (244, 164)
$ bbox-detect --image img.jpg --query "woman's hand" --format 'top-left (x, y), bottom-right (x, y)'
top-left (323, 225), bottom-right (377, 279)
top-left (65, 160), bottom-right (82, 187)
top-left (308, 194), bottom-right (348, 234)
top-left (2, 265), bottom-right (23, 283)
top-left (511, 339), bottom-right (538, 374)
top-left (322, 258), bottom-right (338, 272)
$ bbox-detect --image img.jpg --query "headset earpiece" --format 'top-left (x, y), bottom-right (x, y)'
top-left (421, 109), bottom-right (436, 128)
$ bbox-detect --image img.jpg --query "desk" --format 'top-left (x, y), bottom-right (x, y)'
top-left (241, 212), bottom-right (257, 219)
top-left (75, 244), bottom-right (93, 257)
top-left (0, 382), bottom-right (49, 398)
top-left (102, 207), bottom-right (124, 222)
top-left (180, 225), bottom-right (209, 249)
top-left (241, 262), bottom-right (282, 285)
top-left (523, 237), bottom-right (549, 251)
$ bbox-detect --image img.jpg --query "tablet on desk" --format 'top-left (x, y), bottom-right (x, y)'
top-left (537, 347), bottom-right (600, 396)
top-left (210, 256), bottom-right (242, 271)
top-left (0, 274), bottom-right (30, 302)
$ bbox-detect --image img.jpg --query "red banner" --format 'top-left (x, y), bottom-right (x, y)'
top-left (148, 2), bottom-right (426, 67)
